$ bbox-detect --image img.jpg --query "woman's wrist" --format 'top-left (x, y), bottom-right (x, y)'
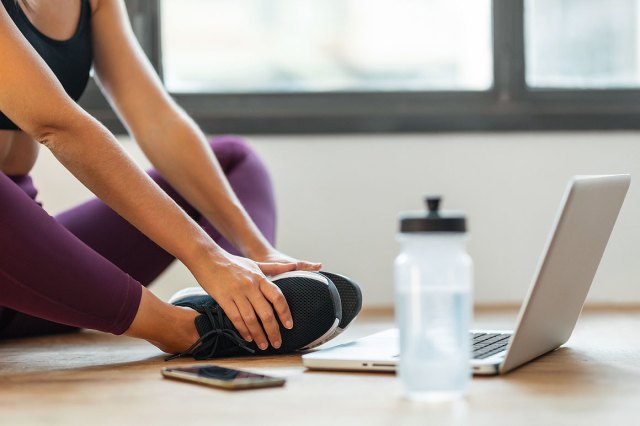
top-left (179, 233), bottom-right (228, 274)
top-left (239, 236), bottom-right (274, 261)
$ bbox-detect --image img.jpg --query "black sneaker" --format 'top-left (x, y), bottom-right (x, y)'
top-left (167, 271), bottom-right (342, 360)
top-left (318, 271), bottom-right (362, 338)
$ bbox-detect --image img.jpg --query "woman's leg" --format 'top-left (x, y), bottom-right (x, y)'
top-left (0, 172), bottom-right (133, 335)
top-left (0, 174), bottom-right (81, 338)
top-left (56, 135), bottom-right (276, 286)
top-left (0, 172), bottom-right (198, 350)
top-left (1, 136), bottom-right (276, 339)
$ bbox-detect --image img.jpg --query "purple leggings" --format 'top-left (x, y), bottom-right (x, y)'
top-left (0, 136), bottom-right (275, 339)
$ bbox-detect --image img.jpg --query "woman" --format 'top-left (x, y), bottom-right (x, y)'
top-left (0, 0), bottom-right (326, 355)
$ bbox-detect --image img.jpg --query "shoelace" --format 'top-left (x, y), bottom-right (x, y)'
top-left (166, 305), bottom-right (255, 361)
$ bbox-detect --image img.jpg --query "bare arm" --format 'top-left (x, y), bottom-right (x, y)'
top-left (91, 0), bottom-right (267, 257)
top-left (0, 4), bottom-right (206, 266)
top-left (90, 0), bottom-right (321, 269)
top-left (0, 3), bottom-right (292, 349)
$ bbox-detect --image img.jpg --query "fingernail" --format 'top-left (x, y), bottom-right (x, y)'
top-left (245, 336), bottom-right (253, 342)
top-left (259, 343), bottom-right (268, 350)
top-left (285, 320), bottom-right (293, 329)
top-left (274, 341), bottom-right (281, 349)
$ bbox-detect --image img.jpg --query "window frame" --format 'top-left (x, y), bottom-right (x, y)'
top-left (80, 0), bottom-right (640, 134)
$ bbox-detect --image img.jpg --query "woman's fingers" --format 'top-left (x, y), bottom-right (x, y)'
top-left (256, 260), bottom-right (322, 275)
top-left (252, 248), bottom-right (322, 273)
top-left (231, 272), bottom-right (287, 350)
top-left (198, 255), bottom-right (299, 350)
top-left (218, 298), bottom-right (253, 343)
top-left (257, 261), bottom-right (297, 276)
top-left (246, 281), bottom-right (286, 349)
top-left (234, 297), bottom-right (269, 349)
top-left (260, 279), bottom-right (294, 331)
top-left (295, 261), bottom-right (322, 271)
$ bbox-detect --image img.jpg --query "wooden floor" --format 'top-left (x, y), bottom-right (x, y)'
top-left (1, 309), bottom-right (640, 426)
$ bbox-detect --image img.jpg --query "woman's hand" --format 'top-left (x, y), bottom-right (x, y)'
top-left (250, 247), bottom-right (322, 272)
top-left (190, 251), bottom-right (300, 351)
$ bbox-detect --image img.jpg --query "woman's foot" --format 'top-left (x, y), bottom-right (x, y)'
top-left (169, 271), bottom-right (343, 359)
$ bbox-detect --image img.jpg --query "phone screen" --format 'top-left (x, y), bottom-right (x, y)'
top-left (162, 365), bottom-right (285, 389)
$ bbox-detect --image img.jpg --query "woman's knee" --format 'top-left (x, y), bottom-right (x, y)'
top-left (209, 135), bottom-right (264, 175)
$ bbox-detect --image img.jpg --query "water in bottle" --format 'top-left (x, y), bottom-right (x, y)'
top-left (395, 197), bottom-right (473, 401)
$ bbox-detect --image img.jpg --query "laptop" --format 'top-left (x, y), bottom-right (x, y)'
top-left (303, 175), bottom-right (631, 375)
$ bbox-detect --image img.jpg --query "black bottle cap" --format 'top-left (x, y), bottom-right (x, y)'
top-left (399, 196), bottom-right (467, 233)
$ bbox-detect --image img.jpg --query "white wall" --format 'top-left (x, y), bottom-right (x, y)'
top-left (31, 132), bottom-right (640, 307)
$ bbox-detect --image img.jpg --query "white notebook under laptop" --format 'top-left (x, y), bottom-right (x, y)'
top-left (303, 175), bottom-right (630, 375)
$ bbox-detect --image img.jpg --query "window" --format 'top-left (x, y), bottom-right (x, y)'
top-left (526, 0), bottom-right (640, 88)
top-left (161, 0), bottom-right (492, 93)
top-left (80, 0), bottom-right (640, 133)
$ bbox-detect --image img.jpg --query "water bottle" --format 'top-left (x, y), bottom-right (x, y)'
top-left (394, 196), bottom-right (473, 401)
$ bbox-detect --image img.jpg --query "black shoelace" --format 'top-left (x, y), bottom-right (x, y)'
top-left (166, 306), bottom-right (255, 361)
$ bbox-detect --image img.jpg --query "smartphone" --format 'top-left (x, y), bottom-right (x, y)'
top-left (161, 365), bottom-right (286, 390)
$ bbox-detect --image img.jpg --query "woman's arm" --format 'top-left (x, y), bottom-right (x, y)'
top-left (89, 0), bottom-right (321, 269)
top-left (0, 4), bottom-right (292, 350)
top-left (0, 6), bottom-right (199, 264)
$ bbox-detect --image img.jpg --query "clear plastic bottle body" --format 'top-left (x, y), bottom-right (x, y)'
top-left (394, 233), bottom-right (473, 401)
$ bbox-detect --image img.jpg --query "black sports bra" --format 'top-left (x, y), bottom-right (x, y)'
top-left (0, 0), bottom-right (93, 130)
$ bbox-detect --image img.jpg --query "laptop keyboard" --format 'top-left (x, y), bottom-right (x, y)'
top-left (390, 332), bottom-right (512, 360)
top-left (471, 332), bottom-right (511, 359)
